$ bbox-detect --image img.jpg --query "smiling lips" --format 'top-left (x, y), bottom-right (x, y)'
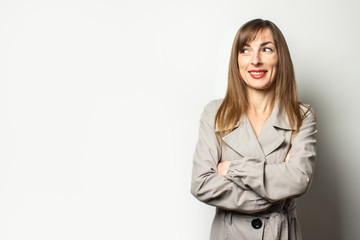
top-left (248, 69), bottom-right (267, 79)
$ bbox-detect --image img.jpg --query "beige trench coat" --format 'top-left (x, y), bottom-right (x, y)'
top-left (191, 99), bottom-right (317, 240)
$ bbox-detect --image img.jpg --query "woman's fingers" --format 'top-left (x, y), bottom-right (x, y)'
top-left (284, 152), bottom-right (298, 162)
top-left (217, 161), bottom-right (231, 177)
top-left (285, 152), bottom-right (290, 162)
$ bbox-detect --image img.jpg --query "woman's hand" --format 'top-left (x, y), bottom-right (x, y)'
top-left (217, 161), bottom-right (232, 177)
top-left (217, 151), bottom-right (298, 177)
top-left (284, 151), bottom-right (298, 162)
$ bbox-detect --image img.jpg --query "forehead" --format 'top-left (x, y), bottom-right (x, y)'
top-left (245, 28), bottom-right (274, 45)
top-left (240, 28), bottom-right (275, 49)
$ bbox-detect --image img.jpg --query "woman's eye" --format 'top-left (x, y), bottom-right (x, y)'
top-left (263, 47), bottom-right (273, 52)
top-left (240, 49), bottom-right (249, 54)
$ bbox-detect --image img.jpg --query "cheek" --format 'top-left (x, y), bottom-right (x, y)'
top-left (237, 60), bottom-right (248, 78)
top-left (268, 58), bottom-right (278, 77)
top-left (263, 54), bottom-right (278, 67)
top-left (271, 56), bottom-right (278, 68)
top-left (239, 68), bottom-right (248, 81)
top-left (270, 67), bottom-right (277, 80)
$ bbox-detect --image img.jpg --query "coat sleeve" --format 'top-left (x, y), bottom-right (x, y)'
top-left (190, 101), bottom-right (272, 213)
top-left (226, 107), bottom-right (317, 202)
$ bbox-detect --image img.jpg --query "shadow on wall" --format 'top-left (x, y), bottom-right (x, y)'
top-left (296, 86), bottom-right (342, 240)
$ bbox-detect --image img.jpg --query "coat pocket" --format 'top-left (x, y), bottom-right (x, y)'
top-left (226, 213), bottom-right (265, 240)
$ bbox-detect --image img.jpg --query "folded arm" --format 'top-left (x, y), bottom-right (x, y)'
top-left (190, 101), bottom-right (272, 213)
top-left (225, 108), bottom-right (317, 202)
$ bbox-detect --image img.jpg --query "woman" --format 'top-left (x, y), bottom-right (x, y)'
top-left (190, 19), bottom-right (317, 240)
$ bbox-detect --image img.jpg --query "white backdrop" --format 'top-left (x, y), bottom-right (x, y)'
top-left (1, 0), bottom-right (359, 239)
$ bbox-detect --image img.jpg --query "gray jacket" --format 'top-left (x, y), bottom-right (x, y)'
top-left (191, 99), bottom-right (317, 240)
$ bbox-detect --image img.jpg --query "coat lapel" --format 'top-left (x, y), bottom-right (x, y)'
top-left (221, 116), bottom-right (265, 160)
top-left (219, 102), bottom-right (295, 158)
top-left (258, 103), bottom-right (295, 156)
top-left (258, 117), bottom-right (285, 156)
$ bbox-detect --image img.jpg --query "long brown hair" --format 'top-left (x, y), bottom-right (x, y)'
top-left (215, 19), bottom-right (306, 137)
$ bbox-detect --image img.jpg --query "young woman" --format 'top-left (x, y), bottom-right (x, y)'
top-left (191, 19), bottom-right (317, 240)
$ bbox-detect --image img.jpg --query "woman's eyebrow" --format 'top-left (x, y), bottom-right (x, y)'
top-left (243, 41), bottom-right (274, 47)
top-left (260, 41), bottom-right (274, 46)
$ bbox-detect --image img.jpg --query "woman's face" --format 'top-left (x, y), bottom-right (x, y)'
top-left (238, 29), bottom-right (278, 92)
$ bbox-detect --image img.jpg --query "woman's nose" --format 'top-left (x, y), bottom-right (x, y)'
top-left (251, 52), bottom-right (262, 66)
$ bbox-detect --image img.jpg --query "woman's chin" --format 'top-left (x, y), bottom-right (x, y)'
top-left (246, 84), bottom-right (274, 92)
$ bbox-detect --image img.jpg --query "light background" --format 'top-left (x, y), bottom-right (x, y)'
top-left (0, 0), bottom-right (359, 239)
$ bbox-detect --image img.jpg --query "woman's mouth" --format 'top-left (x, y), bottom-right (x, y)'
top-left (248, 70), bottom-right (267, 79)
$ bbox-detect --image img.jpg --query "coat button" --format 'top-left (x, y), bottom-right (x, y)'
top-left (251, 218), bottom-right (262, 229)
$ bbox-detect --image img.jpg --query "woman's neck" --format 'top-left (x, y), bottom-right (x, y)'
top-left (246, 88), bottom-right (275, 116)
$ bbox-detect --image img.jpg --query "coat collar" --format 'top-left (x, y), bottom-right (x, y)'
top-left (269, 102), bottom-right (296, 131)
top-left (219, 102), bottom-right (295, 158)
